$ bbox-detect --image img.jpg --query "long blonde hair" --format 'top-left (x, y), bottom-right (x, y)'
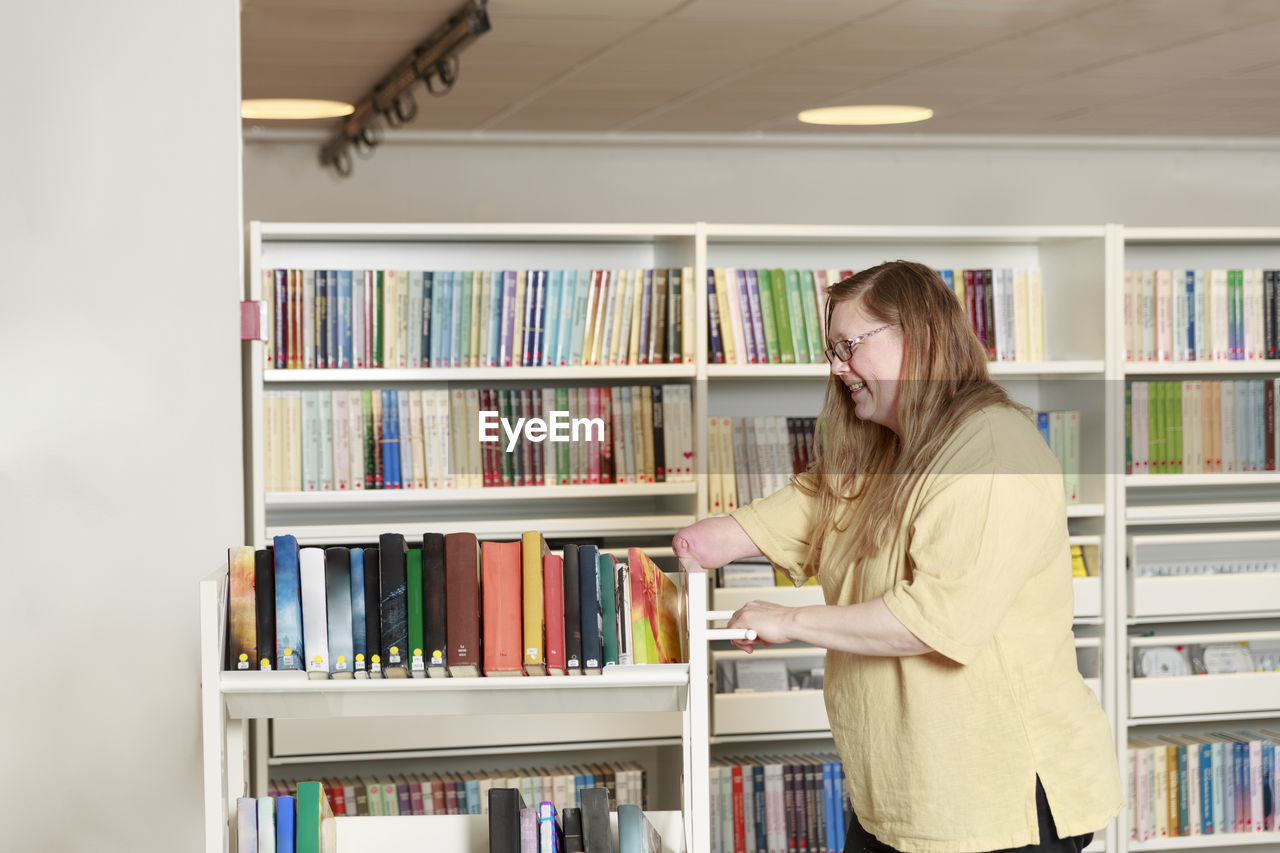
top-left (798, 260), bottom-right (1018, 570)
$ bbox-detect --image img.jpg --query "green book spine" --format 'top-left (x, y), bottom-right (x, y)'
top-left (362, 390), bottom-right (375, 489)
top-left (784, 269), bottom-right (809, 363)
top-left (499, 389), bottom-right (514, 487)
top-left (1125, 383), bottom-right (1132, 473)
top-left (295, 780), bottom-right (332, 853)
top-left (407, 547), bottom-right (424, 674)
top-left (1171, 382), bottom-right (1183, 473)
top-left (1153, 381), bottom-right (1166, 474)
top-left (1232, 270), bottom-right (1244, 358)
top-left (799, 270), bottom-right (824, 362)
top-left (372, 270), bottom-right (383, 368)
top-left (755, 269), bottom-right (782, 363)
top-left (598, 553), bottom-right (619, 666)
top-left (458, 270), bottom-right (474, 367)
top-left (556, 386), bottom-right (570, 484)
top-left (770, 268), bottom-right (795, 363)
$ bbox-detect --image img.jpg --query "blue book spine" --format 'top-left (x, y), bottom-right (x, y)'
top-left (744, 269), bottom-right (765, 364)
top-left (825, 761), bottom-right (836, 852)
top-left (707, 269), bottom-right (724, 363)
top-left (568, 270), bottom-right (590, 366)
top-left (939, 269), bottom-right (954, 291)
top-left (398, 389), bottom-right (412, 489)
top-left (1178, 745), bottom-right (1189, 836)
top-left (487, 271), bottom-right (503, 366)
top-left (542, 270), bottom-right (562, 367)
top-left (465, 779), bottom-right (481, 814)
top-left (1199, 743), bottom-right (1213, 834)
top-left (315, 269), bottom-right (327, 368)
top-left (1185, 270), bottom-right (1195, 361)
top-left (338, 270), bottom-right (353, 368)
top-left (734, 269), bottom-right (757, 363)
top-left (521, 270), bottom-right (537, 367)
top-left (349, 547), bottom-right (366, 669)
top-left (276, 795), bottom-right (295, 853)
top-left (501, 270), bottom-right (518, 367)
top-left (380, 390), bottom-right (396, 488)
top-left (578, 544), bottom-right (602, 670)
top-left (555, 270), bottom-right (576, 366)
top-left (1037, 411), bottom-right (1050, 444)
top-left (450, 269), bottom-right (464, 367)
top-left (435, 271), bottom-right (450, 367)
top-left (427, 270), bottom-right (437, 366)
top-left (752, 765), bottom-right (766, 852)
top-left (272, 534), bottom-right (303, 670)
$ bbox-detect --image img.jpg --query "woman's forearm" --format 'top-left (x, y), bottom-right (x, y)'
top-left (784, 597), bottom-right (931, 657)
top-left (673, 515), bottom-right (762, 569)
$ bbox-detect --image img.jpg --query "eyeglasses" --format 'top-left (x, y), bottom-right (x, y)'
top-left (824, 323), bottom-right (898, 363)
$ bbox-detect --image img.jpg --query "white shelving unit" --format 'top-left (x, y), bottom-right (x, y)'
top-left (1114, 227), bottom-right (1280, 852)
top-left (202, 565), bottom-right (727, 853)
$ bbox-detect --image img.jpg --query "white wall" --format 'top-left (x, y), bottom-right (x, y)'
top-left (244, 133), bottom-right (1280, 227)
top-left (0, 2), bottom-right (243, 850)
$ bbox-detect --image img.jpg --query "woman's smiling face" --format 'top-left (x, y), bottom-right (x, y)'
top-left (826, 298), bottom-right (906, 437)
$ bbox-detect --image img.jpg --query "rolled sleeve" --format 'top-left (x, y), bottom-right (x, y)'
top-left (729, 479), bottom-right (819, 586)
top-left (882, 471), bottom-right (1047, 665)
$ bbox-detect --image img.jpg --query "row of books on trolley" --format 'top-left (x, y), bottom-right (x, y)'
top-left (1126, 730), bottom-right (1280, 841)
top-left (224, 533), bottom-right (687, 677)
top-left (1126, 379), bottom-right (1279, 474)
top-left (261, 267), bottom-right (695, 371)
top-left (261, 384), bottom-right (694, 493)
top-left (1123, 268), bottom-right (1280, 362)
top-left (235, 781), bottom-right (666, 853)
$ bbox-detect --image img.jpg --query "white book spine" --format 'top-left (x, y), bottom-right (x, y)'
top-left (1211, 269), bottom-right (1229, 360)
top-left (466, 388), bottom-right (483, 488)
top-left (353, 270), bottom-right (365, 368)
top-left (1193, 269), bottom-right (1207, 361)
top-left (993, 268), bottom-right (1010, 361)
top-left (299, 547), bottom-right (330, 674)
top-left (348, 390), bottom-right (364, 489)
top-left (303, 269), bottom-right (316, 369)
top-left (317, 390), bottom-right (333, 489)
top-left (1155, 269), bottom-right (1172, 361)
top-left (1141, 269), bottom-right (1155, 360)
top-left (301, 390), bottom-right (320, 491)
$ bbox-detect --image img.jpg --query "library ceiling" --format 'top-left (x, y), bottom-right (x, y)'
top-left (241, 0), bottom-right (1280, 136)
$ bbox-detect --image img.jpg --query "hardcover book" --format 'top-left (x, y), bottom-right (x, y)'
top-left (228, 546), bottom-right (257, 671)
top-left (378, 533), bottom-right (409, 677)
top-left (482, 539), bottom-right (524, 676)
top-left (272, 535), bottom-right (304, 671)
top-left (423, 532), bottom-right (449, 677)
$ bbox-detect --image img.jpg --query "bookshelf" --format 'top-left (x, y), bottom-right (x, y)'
top-left (234, 220), bottom-right (1280, 852)
top-left (1116, 227), bottom-right (1280, 851)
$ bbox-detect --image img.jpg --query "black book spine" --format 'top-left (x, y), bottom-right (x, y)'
top-left (561, 807), bottom-right (584, 853)
top-left (578, 545), bottom-right (602, 671)
top-left (487, 787), bottom-right (526, 853)
top-left (579, 787), bottom-right (610, 853)
top-left (254, 548), bottom-right (276, 670)
top-left (378, 533), bottom-right (409, 674)
top-left (563, 544), bottom-right (582, 672)
top-left (651, 385), bottom-right (665, 482)
top-left (363, 547), bottom-right (381, 673)
top-left (423, 533), bottom-right (448, 675)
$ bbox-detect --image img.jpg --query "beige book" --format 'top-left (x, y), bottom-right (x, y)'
top-left (712, 268), bottom-right (736, 364)
top-left (707, 417), bottom-right (724, 515)
top-left (284, 390), bottom-right (302, 491)
top-left (629, 269), bottom-right (646, 365)
top-left (615, 269), bottom-right (637, 366)
top-left (721, 417), bottom-right (738, 511)
top-left (683, 266), bottom-right (696, 363)
top-left (302, 269), bottom-right (316, 369)
top-left (438, 389), bottom-right (455, 488)
top-left (262, 268), bottom-right (275, 366)
top-left (332, 391), bottom-right (350, 491)
top-left (598, 268), bottom-right (620, 366)
top-left (640, 388), bottom-right (655, 483)
top-left (607, 268), bottom-right (629, 365)
top-left (422, 390), bottom-right (441, 489)
top-left (263, 391), bottom-right (278, 492)
top-left (347, 390), bottom-right (364, 489)
top-left (722, 267), bottom-right (747, 365)
top-left (589, 270), bottom-right (611, 365)
top-left (450, 389), bottom-right (468, 488)
top-left (408, 389), bottom-right (426, 489)
top-left (396, 269), bottom-right (409, 368)
top-left (466, 388), bottom-right (483, 488)
top-left (629, 386), bottom-right (644, 484)
top-left (542, 387), bottom-right (557, 487)
top-left (1028, 268), bottom-right (1045, 361)
top-left (1013, 268), bottom-right (1030, 362)
top-left (478, 270), bottom-right (493, 367)
top-left (380, 270), bottom-right (394, 370)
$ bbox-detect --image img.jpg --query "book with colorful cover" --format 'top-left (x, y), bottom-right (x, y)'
top-left (228, 546), bottom-right (257, 671)
top-left (272, 534), bottom-right (304, 671)
top-left (628, 548), bottom-right (685, 664)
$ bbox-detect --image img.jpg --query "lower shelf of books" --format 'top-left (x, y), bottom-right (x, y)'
top-left (333, 810), bottom-right (687, 852)
top-left (1128, 831), bottom-right (1280, 851)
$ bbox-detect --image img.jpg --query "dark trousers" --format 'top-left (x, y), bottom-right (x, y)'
top-left (842, 778), bottom-right (1093, 853)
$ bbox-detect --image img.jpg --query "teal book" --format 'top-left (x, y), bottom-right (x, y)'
top-left (407, 547), bottom-right (425, 677)
top-left (487, 270), bottom-right (503, 367)
top-left (598, 552), bottom-right (619, 667)
top-left (295, 781), bottom-right (335, 853)
top-left (543, 270), bottom-right (563, 367)
top-left (429, 270), bottom-right (445, 367)
top-left (555, 270), bottom-right (576, 366)
top-left (617, 803), bottom-right (662, 853)
top-left (457, 269), bottom-right (474, 367)
top-left (450, 269), bottom-right (465, 367)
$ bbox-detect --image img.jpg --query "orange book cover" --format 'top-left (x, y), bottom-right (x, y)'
top-left (481, 540), bottom-right (524, 676)
top-left (627, 548), bottom-right (686, 664)
top-left (521, 531), bottom-right (549, 675)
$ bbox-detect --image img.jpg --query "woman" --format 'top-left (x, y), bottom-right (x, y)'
top-left (674, 261), bottom-right (1121, 853)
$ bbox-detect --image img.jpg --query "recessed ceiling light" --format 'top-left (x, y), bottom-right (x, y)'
top-left (241, 98), bottom-right (355, 120)
top-left (798, 105), bottom-right (934, 126)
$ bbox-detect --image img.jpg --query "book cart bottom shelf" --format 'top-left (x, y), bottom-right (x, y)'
top-left (335, 809), bottom-right (687, 852)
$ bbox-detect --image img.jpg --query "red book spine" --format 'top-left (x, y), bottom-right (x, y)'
top-left (543, 554), bottom-right (566, 674)
top-left (481, 541), bottom-right (523, 675)
top-left (600, 386), bottom-right (614, 483)
top-left (732, 765), bottom-right (746, 853)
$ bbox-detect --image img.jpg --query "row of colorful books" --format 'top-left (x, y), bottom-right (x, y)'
top-left (487, 787), bottom-right (663, 853)
top-left (1124, 269), bottom-right (1280, 362)
top-left (226, 534), bottom-right (686, 677)
top-left (266, 763), bottom-right (645, 817)
top-left (1127, 730), bottom-right (1280, 841)
top-left (1034, 410), bottom-right (1082, 505)
top-left (705, 416), bottom-right (818, 514)
top-left (709, 755), bottom-right (850, 853)
top-left (262, 268), bottom-right (695, 370)
top-left (262, 384), bottom-right (694, 492)
top-left (938, 268), bottom-right (1047, 363)
top-left (234, 780), bottom-right (331, 853)
top-left (1126, 379), bottom-right (1279, 474)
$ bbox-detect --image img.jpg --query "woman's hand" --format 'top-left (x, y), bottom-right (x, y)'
top-left (672, 516), bottom-right (763, 571)
top-left (728, 600), bottom-right (798, 653)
